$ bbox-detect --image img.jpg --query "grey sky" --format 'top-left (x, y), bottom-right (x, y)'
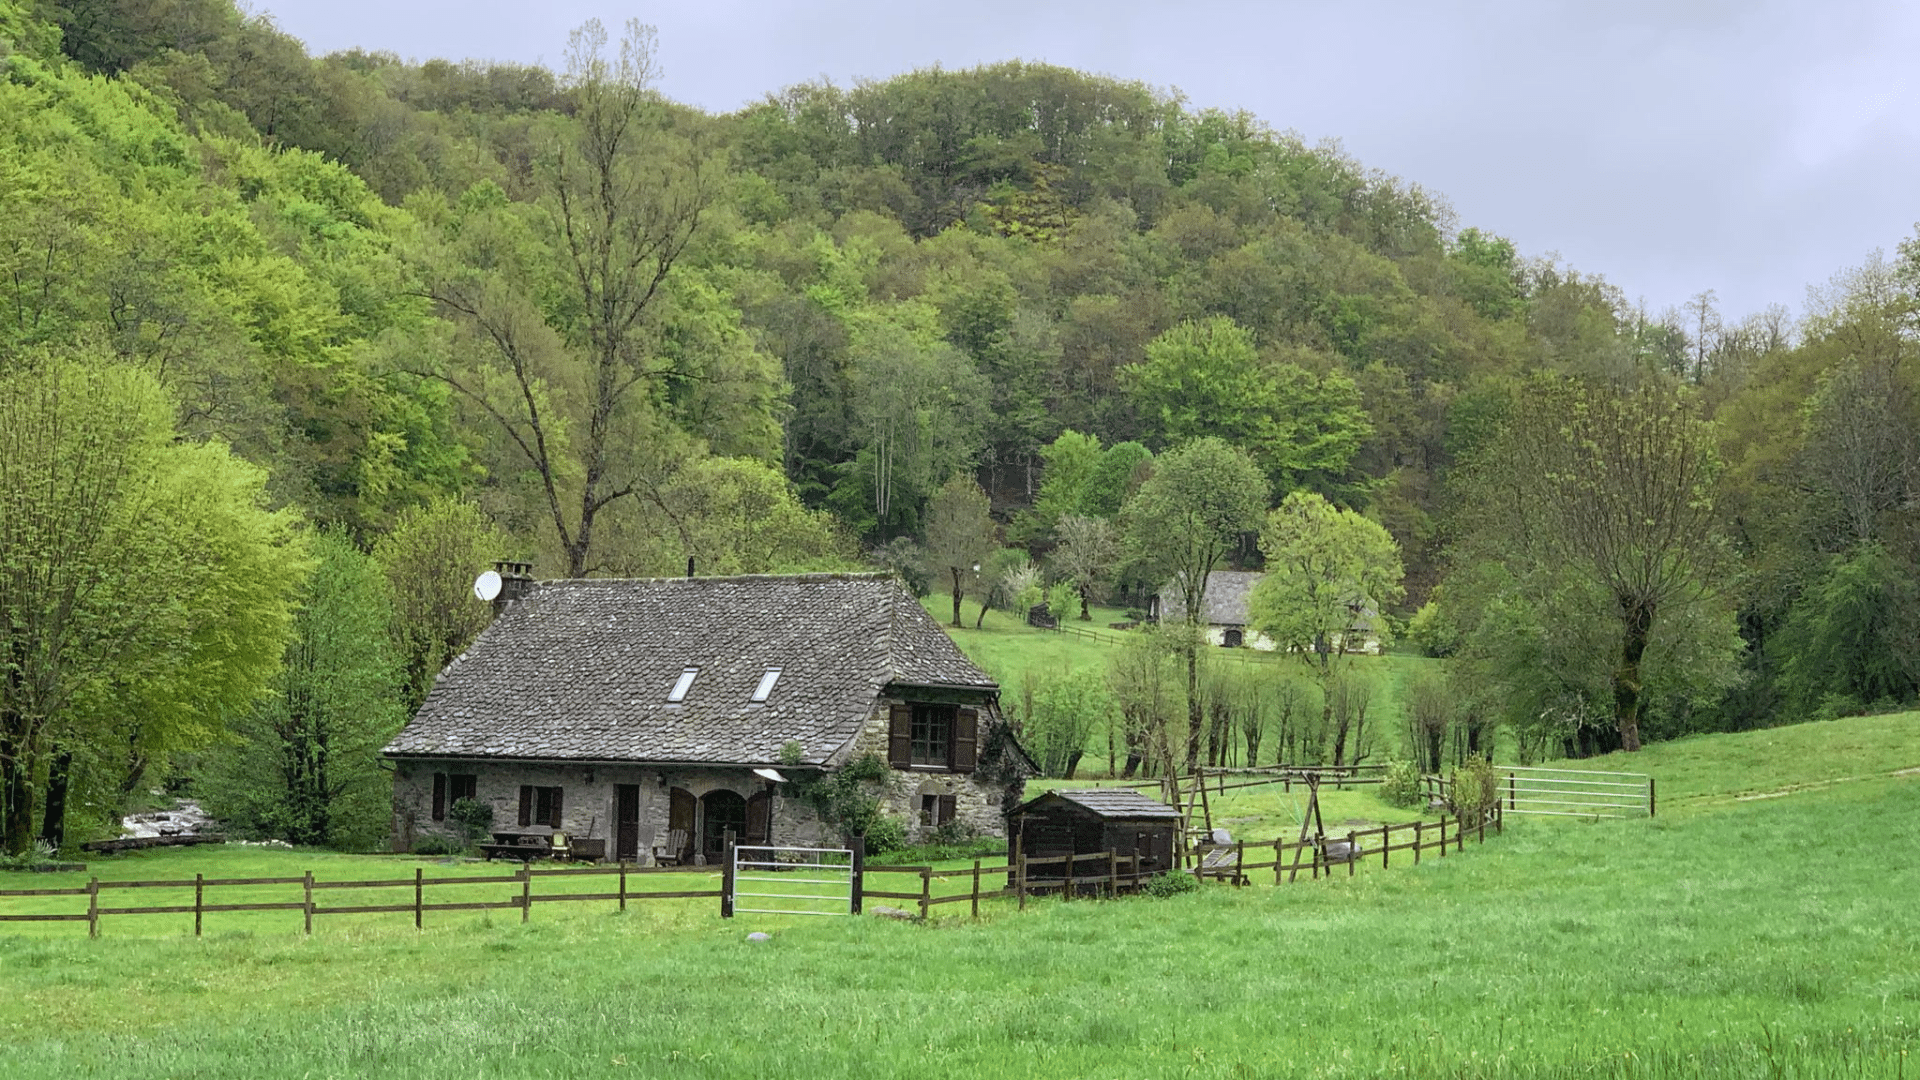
top-left (260, 0), bottom-right (1920, 326)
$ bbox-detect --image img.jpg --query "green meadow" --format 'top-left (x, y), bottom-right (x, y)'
top-left (4, 713), bottom-right (1917, 1079)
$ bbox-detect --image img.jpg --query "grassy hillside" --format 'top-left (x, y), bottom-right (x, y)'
top-left (4, 714), bottom-right (1917, 1078)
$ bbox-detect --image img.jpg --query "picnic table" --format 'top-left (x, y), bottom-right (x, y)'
top-left (480, 830), bottom-right (552, 862)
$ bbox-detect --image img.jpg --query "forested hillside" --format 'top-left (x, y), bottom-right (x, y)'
top-left (3, 0), bottom-right (1917, 852)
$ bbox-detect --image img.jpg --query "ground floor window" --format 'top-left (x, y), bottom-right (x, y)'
top-left (920, 793), bottom-right (957, 828)
top-left (518, 785), bottom-right (562, 827)
top-left (431, 773), bottom-right (477, 821)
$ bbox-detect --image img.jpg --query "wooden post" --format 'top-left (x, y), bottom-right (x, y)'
top-left (519, 864), bottom-right (530, 923)
top-left (618, 861), bottom-right (627, 912)
top-left (1273, 840), bottom-right (1284, 885)
top-left (1381, 825), bottom-right (1389, 869)
top-left (1233, 842), bottom-right (1243, 888)
top-left (1414, 821), bottom-right (1422, 864)
top-left (720, 829), bottom-right (736, 919)
top-left (1108, 850), bottom-right (1119, 897)
top-left (303, 871), bottom-right (313, 934)
top-left (414, 867), bottom-right (423, 930)
top-left (87, 877), bottom-right (98, 939)
top-left (918, 866), bottom-right (931, 920)
top-left (1648, 777), bottom-right (1657, 818)
top-left (1016, 849), bottom-right (1027, 911)
top-left (971, 858), bottom-right (981, 918)
top-left (850, 834), bottom-right (866, 915)
top-left (194, 873), bottom-right (204, 937)
top-left (1346, 831), bottom-right (1356, 877)
top-left (1507, 772), bottom-right (1517, 812)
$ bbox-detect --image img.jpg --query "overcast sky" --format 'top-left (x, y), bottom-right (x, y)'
top-left (259, 0), bottom-right (1920, 325)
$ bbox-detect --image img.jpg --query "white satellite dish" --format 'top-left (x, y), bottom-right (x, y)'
top-left (473, 570), bottom-right (502, 602)
top-left (752, 768), bottom-right (786, 783)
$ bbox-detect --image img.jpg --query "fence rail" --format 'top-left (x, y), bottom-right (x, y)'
top-left (1426, 766), bottom-right (1654, 819)
top-left (2, 807), bottom-right (1507, 936)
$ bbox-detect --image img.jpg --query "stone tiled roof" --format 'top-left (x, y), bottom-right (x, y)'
top-left (1157, 570), bottom-right (1263, 627)
top-left (383, 573), bottom-right (996, 767)
top-left (1013, 789), bottom-right (1183, 820)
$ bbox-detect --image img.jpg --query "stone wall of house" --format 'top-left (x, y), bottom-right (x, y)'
top-left (840, 697), bottom-right (1016, 845)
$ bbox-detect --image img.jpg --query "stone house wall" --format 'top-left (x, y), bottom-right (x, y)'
top-left (390, 693), bottom-right (1021, 857)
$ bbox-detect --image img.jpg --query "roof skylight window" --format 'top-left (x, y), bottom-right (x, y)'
top-left (668, 667), bottom-right (698, 703)
top-left (751, 668), bottom-right (782, 703)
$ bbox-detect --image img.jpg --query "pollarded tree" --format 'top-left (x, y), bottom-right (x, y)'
top-left (924, 473), bottom-right (997, 627)
top-left (1248, 491), bottom-right (1404, 766)
top-left (1459, 375), bottom-right (1731, 751)
top-left (1052, 513), bottom-right (1119, 620)
top-left (0, 358), bottom-right (307, 854)
top-left (1120, 438), bottom-right (1267, 773)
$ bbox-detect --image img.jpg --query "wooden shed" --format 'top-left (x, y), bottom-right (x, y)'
top-left (1009, 789), bottom-right (1182, 880)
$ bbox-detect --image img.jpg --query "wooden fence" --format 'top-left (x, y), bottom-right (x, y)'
top-left (0, 808), bottom-right (1502, 936)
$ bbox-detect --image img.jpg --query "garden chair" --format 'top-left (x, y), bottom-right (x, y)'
top-left (653, 828), bottom-right (688, 866)
top-left (549, 831), bottom-right (572, 862)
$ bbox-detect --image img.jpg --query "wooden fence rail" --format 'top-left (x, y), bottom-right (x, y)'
top-left (2, 808), bottom-right (1504, 936)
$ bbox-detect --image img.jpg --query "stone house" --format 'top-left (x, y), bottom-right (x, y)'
top-left (383, 571), bottom-right (1032, 863)
top-left (1151, 570), bottom-right (1381, 654)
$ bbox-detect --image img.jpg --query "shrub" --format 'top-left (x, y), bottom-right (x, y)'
top-left (1379, 759), bottom-right (1424, 809)
top-left (858, 814), bottom-right (907, 854)
top-left (1141, 870), bottom-right (1200, 897)
top-left (1447, 754), bottom-right (1502, 821)
top-left (412, 833), bottom-right (465, 857)
top-left (447, 797), bottom-right (493, 846)
top-left (0, 839), bottom-right (60, 870)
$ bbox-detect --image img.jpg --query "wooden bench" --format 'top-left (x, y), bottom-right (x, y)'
top-left (478, 842), bottom-right (548, 863)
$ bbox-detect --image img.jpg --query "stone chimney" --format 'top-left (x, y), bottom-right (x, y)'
top-left (492, 560), bottom-right (535, 615)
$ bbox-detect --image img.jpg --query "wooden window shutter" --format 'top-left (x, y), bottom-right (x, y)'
top-left (952, 708), bottom-right (979, 772)
top-left (937, 794), bottom-right (957, 826)
top-left (432, 773), bottom-right (447, 821)
top-left (550, 787), bottom-right (563, 828)
top-left (887, 704), bottom-right (912, 768)
top-left (517, 785), bottom-right (532, 827)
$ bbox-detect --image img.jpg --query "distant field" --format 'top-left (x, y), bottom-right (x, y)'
top-left (4, 713), bottom-right (1917, 1078)
top-left (921, 590), bottom-right (1441, 771)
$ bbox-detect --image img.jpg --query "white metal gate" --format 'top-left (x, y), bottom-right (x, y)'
top-left (728, 845), bottom-right (856, 916)
top-left (1496, 766), bottom-right (1653, 819)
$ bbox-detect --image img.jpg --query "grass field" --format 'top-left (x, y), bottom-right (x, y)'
top-left (4, 713), bottom-right (1917, 1078)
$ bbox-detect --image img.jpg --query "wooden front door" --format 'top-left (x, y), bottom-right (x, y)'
top-left (700, 790), bottom-right (747, 861)
top-left (668, 787), bottom-right (696, 863)
top-left (615, 784), bottom-right (641, 862)
top-left (745, 788), bottom-right (773, 847)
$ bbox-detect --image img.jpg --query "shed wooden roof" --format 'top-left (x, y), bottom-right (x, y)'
top-left (383, 573), bottom-right (996, 767)
top-left (1013, 789), bottom-right (1183, 820)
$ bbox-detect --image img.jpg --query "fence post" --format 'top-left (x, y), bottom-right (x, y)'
top-left (1413, 821), bottom-right (1422, 864)
top-left (1508, 772), bottom-right (1516, 812)
top-left (519, 864), bottom-right (530, 923)
top-left (1648, 776), bottom-right (1657, 818)
top-left (1273, 840), bottom-right (1284, 885)
top-left (1381, 826), bottom-right (1389, 869)
top-left (414, 867), bottom-right (423, 930)
top-left (850, 834), bottom-right (865, 916)
top-left (1016, 849), bottom-right (1027, 911)
top-left (87, 877), bottom-right (98, 939)
top-left (303, 871), bottom-right (313, 934)
top-left (1347, 831), bottom-right (1356, 877)
top-left (918, 866), bottom-right (931, 920)
top-left (1234, 842), bottom-right (1244, 888)
top-left (971, 858), bottom-right (981, 918)
top-left (720, 829), bottom-right (736, 919)
top-left (1108, 850), bottom-right (1118, 897)
top-left (618, 861), bottom-right (627, 912)
top-left (194, 873), bottom-right (204, 937)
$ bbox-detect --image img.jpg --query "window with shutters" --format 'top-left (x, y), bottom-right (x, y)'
top-left (520, 785), bottom-right (563, 827)
top-left (920, 793), bottom-right (958, 827)
top-left (910, 704), bottom-right (953, 767)
top-left (431, 773), bottom-right (478, 821)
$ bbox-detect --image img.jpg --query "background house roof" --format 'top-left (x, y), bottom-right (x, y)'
top-left (1156, 570), bottom-right (1264, 627)
top-left (383, 573), bottom-right (996, 767)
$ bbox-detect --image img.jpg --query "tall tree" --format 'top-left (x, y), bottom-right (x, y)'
top-left (201, 531), bottom-right (406, 850)
top-left (1458, 376), bottom-right (1729, 750)
top-left (1120, 438), bottom-right (1267, 772)
top-left (420, 19), bottom-right (719, 577)
top-left (923, 473), bottom-right (997, 626)
top-left (1052, 513), bottom-right (1120, 620)
top-left (373, 497), bottom-right (506, 712)
top-left (0, 359), bottom-right (306, 854)
top-left (1247, 491), bottom-right (1404, 765)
